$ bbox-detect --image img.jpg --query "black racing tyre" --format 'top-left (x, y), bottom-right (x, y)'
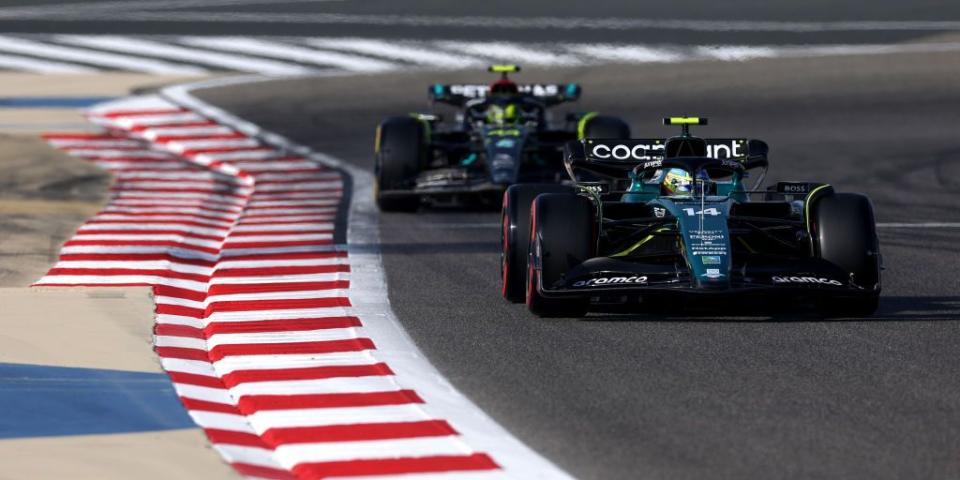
top-left (501, 184), bottom-right (575, 302)
top-left (810, 192), bottom-right (881, 316)
top-left (526, 193), bottom-right (595, 317)
top-left (375, 117), bottom-right (425, 212)
top-left (582, 115), bottom-right (631, 140)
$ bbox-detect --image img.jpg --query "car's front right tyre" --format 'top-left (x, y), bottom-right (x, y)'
top-left (526, 192), bottom-right (595, 317)
top-left (374, 117), bottom-right (425, 212)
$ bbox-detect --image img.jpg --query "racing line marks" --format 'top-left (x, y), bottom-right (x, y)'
top-left (0, 35), bottom-right (957, 74)
top-left (36, 90), bottom-right (570, 478)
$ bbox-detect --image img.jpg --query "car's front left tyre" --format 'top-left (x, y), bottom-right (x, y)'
top-left (809, 192), bottom-right (881, 317)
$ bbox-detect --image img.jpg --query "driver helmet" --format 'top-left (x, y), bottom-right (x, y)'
top-left (661, 168), bottom-right (693, 195)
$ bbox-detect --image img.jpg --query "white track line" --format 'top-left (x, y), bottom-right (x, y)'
top-left (306, 37), bottom-right (483, 69)
top-left (438, 41), bottom-right (581, 66)
top-left (0, 52), bottom-right (97, 73)
top-left (877, 222), bottom-right (960, 228)
top-left (0, 35), bottom-right (206, 74)
top-left (180, 36), bottom-right (397, 72)
top-left (21, 12), bottom-right (960, 32)
top-left (57, 35), bottom-right (313, 75)
top-left (566, 43), bottom-right (685, 63)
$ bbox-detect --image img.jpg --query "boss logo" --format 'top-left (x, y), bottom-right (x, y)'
top-left (782, 184), bottom-right (808, 193)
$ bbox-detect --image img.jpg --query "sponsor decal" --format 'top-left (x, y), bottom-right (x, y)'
top-left (780, 183), bottom-right (809, 194)
top-left (701, 255), bottom-right (721, 265)
top-left (653, 207), bottom-right (666, 218)
top-left (705, 141), bottom-right (744, 159)
top-left (720, 159), bottom-right (743, 170)
top-left (689, 229), bottom-right (728, 256)
top-left (492, 153), bottom-right (515, 169)
top-left (572, 276), bottom-right (648, 287)
top-left (590, 143), bottom-right (663, 161)
top-left (771, 276), bottom-right (843, 286)
top-left (703, 268), bottom-right (725, 279)
top-left (448, 83), bottom-right (562, 99)
top-left (520, 84), bottom-right (560, 96)
top-left (449, 84), bottom-right (489, 98)
top-left (495, 138), bottom-right (516, 148)
top-left (682, 207), bottom-right (721, 217)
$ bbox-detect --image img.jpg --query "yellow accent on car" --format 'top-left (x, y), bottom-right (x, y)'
top-left (610, 227), bottom-right (671, 257)
top-left (577, 112), bottom-right (599, 140)
top-left (667, 117), bottom-right (703, 125)
top-left (488, 64), bottom-right (519, 73)
top-left (804, 184), bottom-right (832, 234)
top-left (374, 125), bottom-right (382, 153)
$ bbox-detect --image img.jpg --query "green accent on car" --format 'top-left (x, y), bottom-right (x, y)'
top-left (666, 117), bottom-right (704, 125)
top-left (488, 64), bottom-right (519, 73)
top-left (408, 113), bottom-right (432, 143)
top-left (804, 184), bottom-right (833, 235)
top-left (577, 112), bottom-right (599, 140)
top-left (610, 226), bottom-right (673, 258)
top-left (460, 153), bottom-right (477, 166)
top-left (487, 128), bottom-right (521, 136)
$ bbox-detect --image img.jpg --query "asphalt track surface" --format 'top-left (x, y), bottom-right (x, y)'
top-left (194, 49), bottom-right (960, 480)
top-left (1, 0), bottom-right (960, 45)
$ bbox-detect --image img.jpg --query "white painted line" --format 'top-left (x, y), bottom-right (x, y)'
top-left (248, 404), bottom-right (433, 429)
top-left (306, 37), bottom-right (483, 69)
top-left (877, 222), bottom-right (960, 228)
top-left (0, 52), bottom-right (97, 73)
top-left (567, 43), bottom-right (685, 63)
top-left (227, 376), bottom-right (401, 397)
top-left (0, 35), bottom-right (207, 74)
top-left (210, 351), bottom-right (379, 374)
top-left (35, 274), bottom-right (208, 291)
top-left (57, 35), bottom-right (314, 75)
top-left (189, 411), bottom-right (254, 432)
top-left (26, 12), bottom-right (960, 33)
top-left (695, 45), bottom-right (779, 61)
top-left (439, 41), bottom-right (581, 66)
top-left (181, 36), bottom-right (398, 72)
top-left (274, 437), bottom-right (471, 464)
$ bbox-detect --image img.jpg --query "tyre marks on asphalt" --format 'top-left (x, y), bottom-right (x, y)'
top-left (0, 34), bottom-right (957, 74)
top-left (35, 96), bottom-right (567, 479)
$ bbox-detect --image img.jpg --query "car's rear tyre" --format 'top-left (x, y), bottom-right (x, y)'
top-left (375, 117), bottom-right (425, 212)
top-left (501, 184), bottom-right (575, 302)
top-left (810, 192), bottom-right (881, 316)
top-left (581, 115), bottom-right (631, 139)
top-left (526, 193), bottom-right (595, 317)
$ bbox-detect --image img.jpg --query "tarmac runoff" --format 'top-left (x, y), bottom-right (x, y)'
top-left (0, 72), bottom-right (235, 478)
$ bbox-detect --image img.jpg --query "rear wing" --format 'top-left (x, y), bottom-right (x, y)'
top-left (428, 83), bottom-right (581, 107)
top-left (564, 138), bottom-right (769, 178)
